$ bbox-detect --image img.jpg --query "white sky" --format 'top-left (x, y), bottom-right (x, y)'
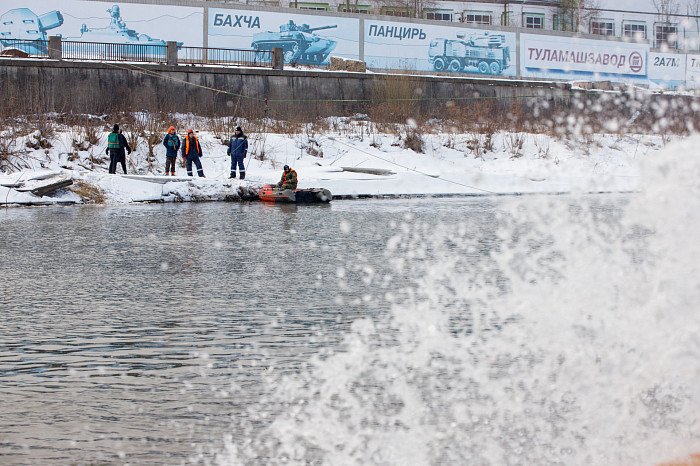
top-left (599, 0), bottom-right (657, 13)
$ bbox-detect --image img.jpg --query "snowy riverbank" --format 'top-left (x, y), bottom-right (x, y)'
top-left (0, 125), bottom-right (677, 206)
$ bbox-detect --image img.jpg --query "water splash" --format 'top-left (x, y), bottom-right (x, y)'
top-left (218, 137), bottom-right (700, 465)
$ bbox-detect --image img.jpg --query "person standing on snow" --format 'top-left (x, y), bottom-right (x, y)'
top-left (162, 126), bottom-right (180, 176)
top-left (276, 165), bottom-right (297, 189)
top-left (106, 124), bottom-right (126, 174)
top-left (116, 128), bottom-right (131, 174)
top-left (181, 129), bottom-right (205, 177)
top-left (227, 126), bottom-right (248, 179)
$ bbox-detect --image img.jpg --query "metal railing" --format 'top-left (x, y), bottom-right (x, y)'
top-left (62, 41), bottom-right (168, 64)
top-left (0, 40), bottom-right (49, 58)
top-left (1, 39), bottom-right (274, 69)
top-left (179, 46), bottom-right (271, 67)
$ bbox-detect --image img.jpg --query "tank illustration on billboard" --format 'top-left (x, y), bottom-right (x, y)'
top-left (0, 5), bottom-right (182, 57)
top-left (251, 20), bottom-right (337, 65)
top-left (76, 5), bottom-right (182, 57)
top-left (0, 8), bottom-right (63, 55)
top-left (428, 32), bottom-right (510, 74)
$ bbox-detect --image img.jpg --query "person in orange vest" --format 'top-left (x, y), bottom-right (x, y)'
top-left (276, 165), bottom-right (297, 189)
top-left (181, 129), bottom-right (205, 177)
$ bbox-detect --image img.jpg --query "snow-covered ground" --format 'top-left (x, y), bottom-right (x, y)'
top-left (0, 121), bottom-right (677, 206)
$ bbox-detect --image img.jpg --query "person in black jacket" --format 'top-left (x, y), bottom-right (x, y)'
top-left (117, 128), bottom-right (131, 174)
top-left (106, 124), bottom-right (123, 174)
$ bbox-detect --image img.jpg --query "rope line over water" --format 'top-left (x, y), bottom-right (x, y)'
top-left (326, 136), bottom-right (498, 194)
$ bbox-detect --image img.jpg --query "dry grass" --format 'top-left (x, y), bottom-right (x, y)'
top-left (402, 127), bottom-right (424, 153)
top-left (505, 132), bottom-right (527, 158)
top-left (69, 116), bottom-right (104, 152)
top-left (533, 135), bottom-right (551, 159)
top-left (69, 181), bottom-right (106, 204)
top-left (0, 131), bottom-right (20, 172)
top-left (125, 112), bottom-right (169, 173)
top-left (206, 115), bottom-right (239, 145)
top-left (369, 73), bottom-right (421, 124)
top-left (0, 85), bottom-right (698, 175)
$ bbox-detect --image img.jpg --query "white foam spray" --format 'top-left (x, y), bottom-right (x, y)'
top-left (218, 136), bottom-right (700, 465)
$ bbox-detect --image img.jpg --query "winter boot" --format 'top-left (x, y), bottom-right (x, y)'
top-left (197, 170), bottom-right (205, 178)
top-left (229, 171), bottom-right (236, 179)
top-left (240, 171), bottom-right (245, 180)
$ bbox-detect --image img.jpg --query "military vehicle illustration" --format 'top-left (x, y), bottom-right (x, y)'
top-left (251, 20), bottom-right (337, 65)
top-left (428, 32), bottom-right (510, 74)
top-left (75, 5), bottom-right (181, 58)
top-left (0, 5), bottom-right (181, 59)
top-left (0, 8), bottom-right (63, 55)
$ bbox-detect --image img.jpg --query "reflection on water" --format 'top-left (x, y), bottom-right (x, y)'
top-left (0, 198), bottom-right (504, 463)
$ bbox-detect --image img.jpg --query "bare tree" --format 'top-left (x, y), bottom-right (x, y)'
top-left (370, 0), bottom-right (435, 18)
top-left (652, 0), bottom-right (681, 48)
top-left (654, 0), bottom-right (681, 22)
top-left (688, 0), bottom-right (700, 14)
top-left (558, 0), bottom-right (601, 33)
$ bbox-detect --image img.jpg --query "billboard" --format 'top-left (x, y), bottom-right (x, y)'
top-left (364, 20), bottom-right (516, 77)
top-left (0, 1), bottom-right (203, 57)
top-left (520, 33), bottom-right (648, 80)
top-left (208, 8), bottom-right (359, 65)
top-left (648, 52), bottom-right (686, 89)
top-left (685, 54), bottom-right (700, 89)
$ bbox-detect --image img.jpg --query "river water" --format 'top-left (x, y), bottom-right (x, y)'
top-left (1, 195), bottom-right (698, 465)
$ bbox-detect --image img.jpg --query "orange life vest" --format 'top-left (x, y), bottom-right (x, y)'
top-left (184, 135), bottom-right (200, 155)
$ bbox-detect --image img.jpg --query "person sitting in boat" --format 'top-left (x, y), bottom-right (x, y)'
top-left (276, 165), bottom-right (297, 190)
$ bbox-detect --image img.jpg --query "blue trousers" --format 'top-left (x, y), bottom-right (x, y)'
top-left (186, 156), bottom-right (204, 177)
top-left (230, 154), bottom-right (245, 175)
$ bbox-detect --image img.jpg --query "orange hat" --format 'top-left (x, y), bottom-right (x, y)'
top-left (168, 126), bottom-right (175, 132)
top-left (187, 129), bottom-right (193, 134)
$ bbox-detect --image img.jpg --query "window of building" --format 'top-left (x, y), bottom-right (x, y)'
top-left (464, 11), bottom-right (492, 25)
top-left (623, 22), bottom-right (647, 40)
top-left (553, 14), bottom-right (559, 31)
top-left (591, 20), bottom-right (614, 36)
top-left (381, 7), bottom-right (412, 17)
top-left (655, 23), bottom-right (678, 48)
top-left (425, 10), bottom-right (453, 21)
top-left (523, 13), bottom-right (544, 29)
top-left (290, 2), bottom-right (330, 10)
top-left (248, 0), bottom-right (280, 5)
top-left (339, 5), bottom-right (371, 14)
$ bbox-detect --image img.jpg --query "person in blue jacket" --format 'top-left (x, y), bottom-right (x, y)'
top-left (162, 126), bottom-right (180, 176)
top-left (227, 126), bottom-right (248, 179)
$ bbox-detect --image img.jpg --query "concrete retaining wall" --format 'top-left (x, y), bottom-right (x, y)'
top-left (0, 59), bottom-right (573, 117)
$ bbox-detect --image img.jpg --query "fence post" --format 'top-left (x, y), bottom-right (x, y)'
top-left (272, 48), bottom-right (284, 70)
top-left (167, 41), bottom-right (178, 66)
top-left (49, 36), bottom-right (62, 60)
